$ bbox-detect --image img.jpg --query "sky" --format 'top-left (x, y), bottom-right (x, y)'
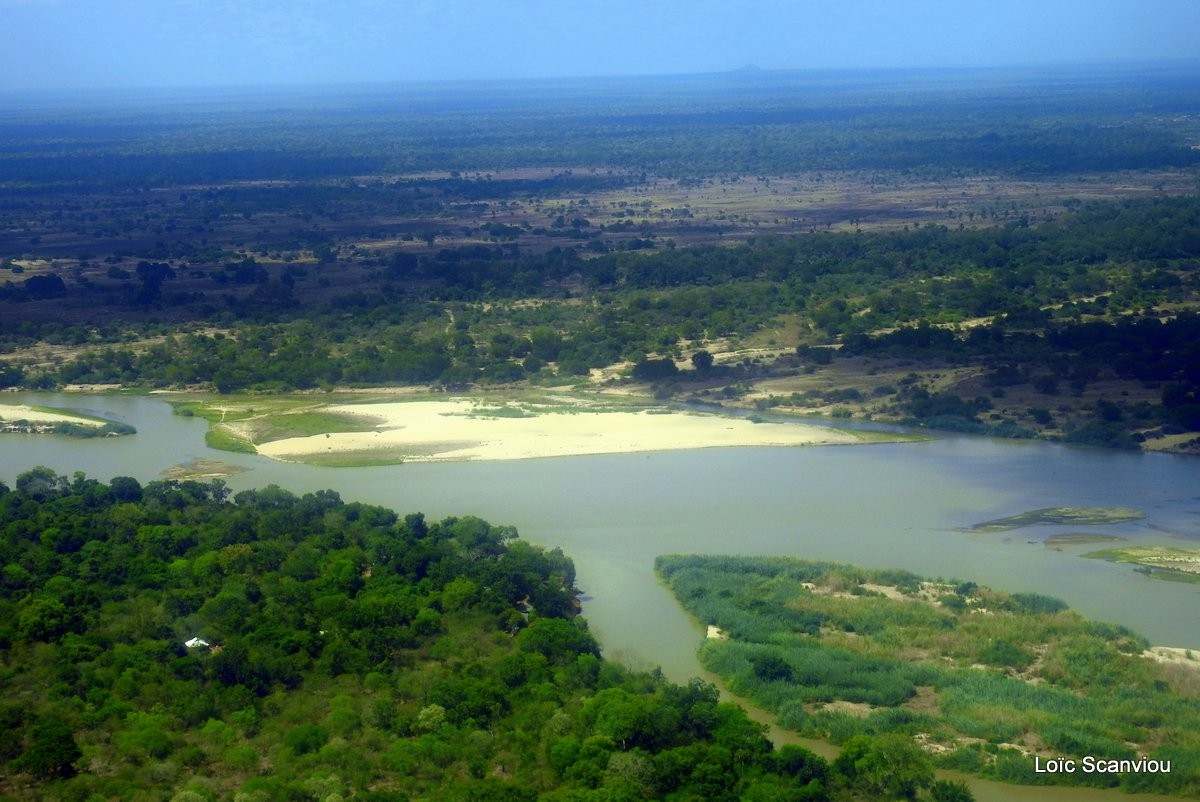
top-left (1, 0), bottom-right (1199, 91)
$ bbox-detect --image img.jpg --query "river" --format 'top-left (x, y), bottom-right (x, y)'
top-left (3, 392), bottom-right (1198, 801)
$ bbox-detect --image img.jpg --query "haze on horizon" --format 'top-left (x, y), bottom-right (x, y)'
top-left (2, 0), bottom-right (1199, 93)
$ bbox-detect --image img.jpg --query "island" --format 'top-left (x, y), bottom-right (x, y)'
top-left (171, 393), bottom-right (895, 466)
top-left (0, 403), bottom-right (135, 438)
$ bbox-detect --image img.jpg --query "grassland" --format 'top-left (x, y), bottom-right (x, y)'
top-left (170, 395), bottom-right (383, 455)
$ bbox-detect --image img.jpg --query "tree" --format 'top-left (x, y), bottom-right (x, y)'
top-left (15, 466), bottom-right (67, 501)
top-left (0, 360), bottom-right (24, 388)
top-left (631, 357), bottom-right (679, 381)
top-left (108, 476), bottom-right (143, 503)
top-left (23, 273), bottom-right (67, 300)
top-left (529, 327), bottom-right (562, 361)
top-left (930, 779), bottom-right (976, 802)
top-left (691, 349), bottom-right (715, 373)
top-left (18, 717), bottom-right (81, 779)
top-left (751, 653), bottom-right (794, 682)
top-left (517, 618), bottom-right (599, 664)
top-left (17, 596), bottom-right (75, 642)
top-left (834, 734), bottom-right (933, 800)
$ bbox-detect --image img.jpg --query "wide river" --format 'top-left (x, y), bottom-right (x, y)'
top-left (3, 393), bottom-right (1198, 801)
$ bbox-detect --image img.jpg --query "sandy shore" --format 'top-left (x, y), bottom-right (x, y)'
top-left (1143, 646), bottom-right (1200, 670)
top-left (254, 399), bottom-right (861, 463)
top-left (0, 403), bottom-right (100, 426)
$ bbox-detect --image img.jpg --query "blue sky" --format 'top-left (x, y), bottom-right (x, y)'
top-left (2, 0), bottom-right (1198, 91)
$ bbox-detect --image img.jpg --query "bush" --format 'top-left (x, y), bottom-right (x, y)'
top-left (283, 723), bottom-right (329, 755)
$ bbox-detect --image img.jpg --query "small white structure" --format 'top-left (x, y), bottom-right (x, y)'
top-left (184, 637), bottom-right (210, 649)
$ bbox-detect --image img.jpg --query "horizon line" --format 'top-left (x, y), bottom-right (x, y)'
top-left (3, 57), bottom-right (1200, 99)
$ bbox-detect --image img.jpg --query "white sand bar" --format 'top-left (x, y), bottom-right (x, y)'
top-left (255, 399), bottom-right (861, 463)
top-left (0, 404), bottom-right (100, 425)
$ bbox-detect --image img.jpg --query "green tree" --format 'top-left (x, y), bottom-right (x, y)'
top-left (18, 717), bottom-right (81, 779)
top-left (834, 734), bottom-right (933, 800)
top-left (631, 357), bottom-right (679, 381)
top-left (517, 618), bottom-right (599, 664)
top-left (930, 778), bottom-right (976, 802)
top-left (15, 466), bottom-right (66, 501)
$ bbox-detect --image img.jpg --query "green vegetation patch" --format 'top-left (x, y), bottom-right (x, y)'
top-left (203, 425), bottom-right (256, 453)
top-left (658, 554), bottom-right (1200, 796)
top-left (172, 396), bottom-right (380, 453)
top-left (966, 506), bottom-right (1145, 533)
top-left (43, 420), bottom-right (134, 438)
top-left (464, 404), bottom-right (538, 419)
top-left (1085, 546), bottom-right (1200, 583)
top-left (281, 441), bottom-right (486, 468)
top-left (1043, 533), bottom-right (1127, 548)
top-left (246, 410), bottom-right (380, 444)
top-left (836, 428), bottom-right (928, 444)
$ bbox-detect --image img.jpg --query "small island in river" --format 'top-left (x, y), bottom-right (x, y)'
top-left (1085, 545), bottom-right (1200, 583)
top-left (0, 403), bottom-right (135, 438)
top-left (964, 506), bottom-right (1145, 533)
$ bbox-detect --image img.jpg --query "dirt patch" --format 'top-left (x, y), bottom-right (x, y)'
top-left (902, 685), bottom-right (942, 717)
top-left (860, 583), bottom-right (908, 601)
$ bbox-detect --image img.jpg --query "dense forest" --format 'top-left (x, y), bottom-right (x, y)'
top-left (658, 555), bottom-right (1200, 798)
top-left (0, 469), bottom-right (988, 801)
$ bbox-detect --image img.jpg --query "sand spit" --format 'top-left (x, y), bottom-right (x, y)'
top-left (255, 399), bottom-right (861, 464)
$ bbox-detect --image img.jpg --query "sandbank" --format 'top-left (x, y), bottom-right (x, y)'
top-left (0, 404), bottom-right (101, 426)
top-left (1143, 646), bottom-right (1200, 672)
top-left (254, 399), bottom-right (861, 464)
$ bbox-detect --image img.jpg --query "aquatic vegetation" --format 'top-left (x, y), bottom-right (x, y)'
top-left (658, 554), bottom-right (1200, 796)
top-left (1086, 546), bottom-right (1200, 584)
top-left (966, 506), bottom-right (1145, 533)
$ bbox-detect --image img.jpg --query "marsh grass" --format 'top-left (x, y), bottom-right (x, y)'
top-left (204, 426), bottom-right (256, 453)
top-left (658, 554), bottom-right (1200, 795)
top-left (172, 395), bottom-right (379, 452)
top-left (248, 411), bottom-right (380, 443)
